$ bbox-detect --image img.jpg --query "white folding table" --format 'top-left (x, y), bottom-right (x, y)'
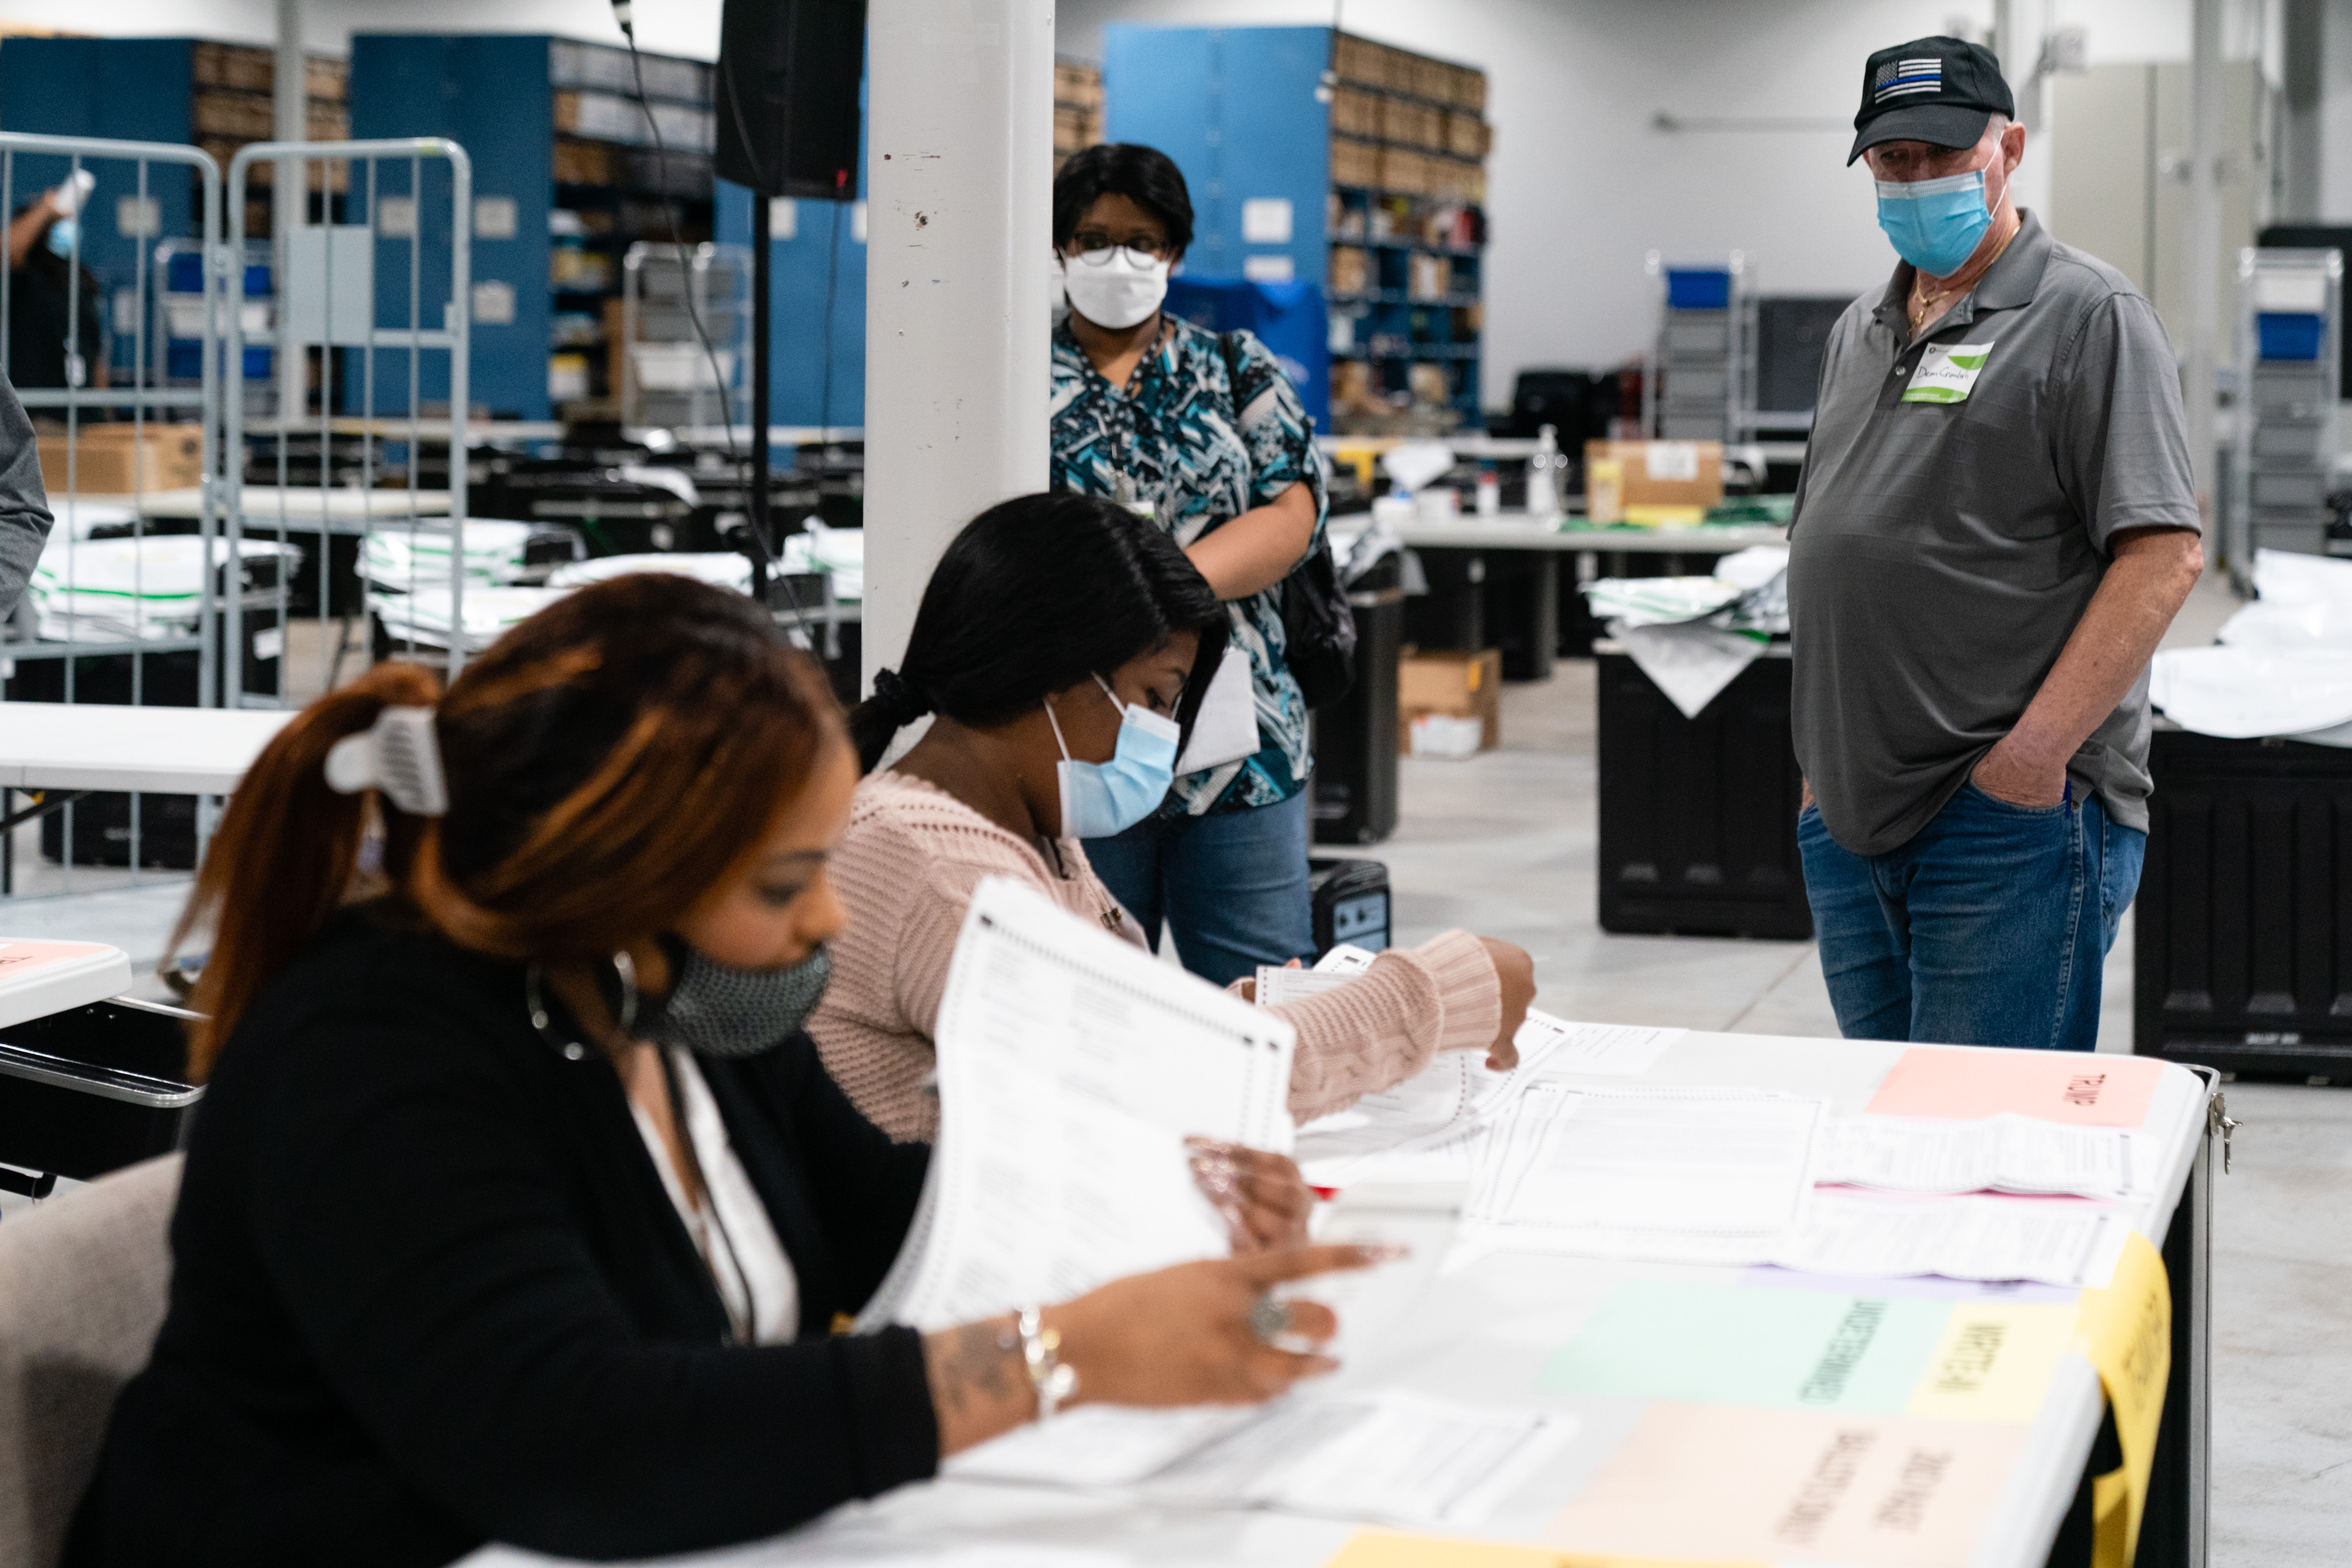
top-left (461, 1031), bottom-right (2223, 1568)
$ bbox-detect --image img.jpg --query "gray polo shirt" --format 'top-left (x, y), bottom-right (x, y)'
top-left (0, 374), bottom-right (51, 620)
top-left (1787, 210), bottom-right (2200, 857)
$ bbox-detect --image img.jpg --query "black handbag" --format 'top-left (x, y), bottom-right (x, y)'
top-left (1218, 332), bottom-right (1357, 708)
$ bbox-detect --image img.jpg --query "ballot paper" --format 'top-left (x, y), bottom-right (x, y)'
top-left (855, 878), bottom-right (1297, 1332)
top-left (1776, 1192), bottom-right (2127, 1289)
top-left (1292, 1005), bottom-right (1592, 1186)
top-left (1459, 1085), bottom-right (1827, 1260)
top-left (950, 1392), bottom-right (1573, 1531)
top-left (1515, 1012), bottom-right (1685, 1078)
top-left (1818, 1113), bottom-right (2143, 1198)
top-left (1254, 941), bottom-right (1379, 1006)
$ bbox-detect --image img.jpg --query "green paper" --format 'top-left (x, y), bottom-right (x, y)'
top-left (1535, 1281), bottom-right (1953, 1415)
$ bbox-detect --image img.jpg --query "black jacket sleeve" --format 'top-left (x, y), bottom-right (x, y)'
top-left (246, 1006), bottom-right (939, 1561)
top-left (766, 1034), bottom-right (932, 1309)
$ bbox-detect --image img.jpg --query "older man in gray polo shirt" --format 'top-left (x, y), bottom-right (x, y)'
top-left (1788, 35), bottom-right (2203, 1052)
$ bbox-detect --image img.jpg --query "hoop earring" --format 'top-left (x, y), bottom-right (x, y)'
top-left (610, 949), bottom-right (639, 1038)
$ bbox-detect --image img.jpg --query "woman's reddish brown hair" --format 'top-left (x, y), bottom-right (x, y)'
top-left (172, 573), bottom-right (841, 1079)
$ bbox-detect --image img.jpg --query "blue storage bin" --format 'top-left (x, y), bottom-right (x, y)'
top-left (166, 252), bottom-right (204, 293)
top-left (165, 342), bottom-right (203, 380)
top-left (1666, 269), bottom-right (1731, 310)
top-left (2257, 312), bottom-right (2325, 361)
top-left (243, 345), bottom-right (272, 378)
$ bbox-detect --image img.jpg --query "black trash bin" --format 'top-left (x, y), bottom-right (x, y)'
top-left (2133, 728), bottom-right (2352, 1081)
top-left (1596, 645), bottom-right (1812, 940)
top-left (1311, 552), bottom-right (1403, 846)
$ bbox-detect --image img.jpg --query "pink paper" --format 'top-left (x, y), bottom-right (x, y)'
top-left (1866, 1047), bottom-right (2161, 1128)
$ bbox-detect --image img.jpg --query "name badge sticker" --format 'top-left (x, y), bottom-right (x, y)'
top-left (1903, 340), bottom-right (1995, 403)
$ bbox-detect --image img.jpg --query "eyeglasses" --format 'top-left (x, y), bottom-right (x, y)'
top-left (1066, 238), bottom-right (1172, 265)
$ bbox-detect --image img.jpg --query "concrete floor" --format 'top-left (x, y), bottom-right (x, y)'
top-left (4, 571), bottom-right (2346, 1560)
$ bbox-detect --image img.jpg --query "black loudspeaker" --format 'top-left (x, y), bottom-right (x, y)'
top-left (715, 0), bottom-right (867, 198)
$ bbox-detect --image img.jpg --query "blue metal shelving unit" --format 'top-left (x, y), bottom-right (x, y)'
top-left (1102, 24), bottom-right (1488, 430)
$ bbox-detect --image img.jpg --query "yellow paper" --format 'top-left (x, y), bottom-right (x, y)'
top-left (1904, 1301), bottom-right (2077, 1423)
top-left (1623, 503), bottom-right (1706, 527)
top-left (2072, 1229), bottom-right (2171, 1566)
top-left (1322, 1532), bottom-right (1760, 1568)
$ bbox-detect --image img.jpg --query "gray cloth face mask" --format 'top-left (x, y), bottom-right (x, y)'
top-left (639, 938), bottom-right (833, 1059)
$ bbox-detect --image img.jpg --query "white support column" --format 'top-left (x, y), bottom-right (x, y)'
top-left (275, 0), bottom-right (306, 413)
top-left (1993, 0), bottom-right (2054, 231)
top-left (2187, 0), bottom-right (2224, 513)
top-left (862, 0), bottom-right (1055, 692)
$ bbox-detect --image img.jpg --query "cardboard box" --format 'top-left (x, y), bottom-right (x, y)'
top-left (1328, 245), bottom-right (1371, 297)
top-left (1583, 439), bottom-right (1724, 514)
top-left (1331, 136), bottom-right (1381, 190)
top-left (1399, 648), bottom-right (1501, 754)
top-left (36, 423), bottom-right (204, 497)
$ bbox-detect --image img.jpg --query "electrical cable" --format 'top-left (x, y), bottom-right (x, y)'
top-left (612, 3), bottom-right (792, 587)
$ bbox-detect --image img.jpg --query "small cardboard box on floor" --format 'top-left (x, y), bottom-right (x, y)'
top-left (35, 423), bottom-right (205, 496)
top-left (1584, 438), bottom-right (1722, 525)
top-left (1399, 647), bottom-right (1501, 757)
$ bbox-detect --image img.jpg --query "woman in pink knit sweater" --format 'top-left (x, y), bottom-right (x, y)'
top-left (810, 493), bottom-right (1535, 1142)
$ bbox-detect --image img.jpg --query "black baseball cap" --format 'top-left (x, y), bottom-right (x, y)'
top-left (1847, 36), bottom-right (2015, 165)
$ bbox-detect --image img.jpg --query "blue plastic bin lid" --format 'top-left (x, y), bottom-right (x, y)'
top-left (1666, 269), bottom-right (1732, 310)
top-left (166, 251), bottom-right (205, 293)
top-left (2256, 311), bottom-right (2325, 362)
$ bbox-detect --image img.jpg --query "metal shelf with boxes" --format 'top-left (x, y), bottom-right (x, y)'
top-left (348, 33), bottom-right (717, 423)
top-left (2227, 246), bottom-right (2344, 568)
top-left (1053, 58), bottom-right (1106, 179)
top-left (1101, 24), bottom-right (1486, 436)
top-left (1324, 33), bottom-right (1489, 434)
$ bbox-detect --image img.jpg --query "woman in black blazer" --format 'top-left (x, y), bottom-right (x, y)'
top-left (69, 574), bottom-right (1371, 1567)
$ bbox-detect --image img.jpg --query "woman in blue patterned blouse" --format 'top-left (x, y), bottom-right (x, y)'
top-left (1047, 143), bottom-right (1328, 987)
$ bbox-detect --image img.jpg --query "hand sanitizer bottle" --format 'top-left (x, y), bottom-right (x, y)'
top-left (1526, 424), bottom-right (1561, 520)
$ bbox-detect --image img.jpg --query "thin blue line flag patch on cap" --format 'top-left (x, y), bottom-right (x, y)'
top-left (1874, 58), bottom-right (1943, 102)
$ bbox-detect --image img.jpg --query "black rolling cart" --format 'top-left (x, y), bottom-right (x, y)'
top-left (1595, 642), bottom-right (1812, 940)
top-left (1311, 551), bottom-right (1404, 846)
top-left (2134, 727), bottom-right (2352, 1081)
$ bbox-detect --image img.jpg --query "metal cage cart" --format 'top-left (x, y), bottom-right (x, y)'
top-left (0, 132), bottom-right (226, 890)
top-left (2229, 246), bottom-right (2343, 578)
top-left (222, 137), bottom-right (472, 702)
top-left (1643, 250), bottom-right (1754, 443)
top-left (619, 241), bottom-right (750, 434)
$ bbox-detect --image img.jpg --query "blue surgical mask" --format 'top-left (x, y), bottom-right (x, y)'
top-left (1047, 675), bottom-right (1181, 840)
top-left (45, 219), bottom-right (77, 259)
top-left (1875, 169), bottom-right (1991, 279)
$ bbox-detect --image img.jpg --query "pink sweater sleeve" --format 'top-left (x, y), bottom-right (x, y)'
top-left (1267, 929), bottom-right (1502, 1124)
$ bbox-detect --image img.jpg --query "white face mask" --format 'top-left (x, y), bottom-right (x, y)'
top-left (1060, 245), bottom-right (1169, 330)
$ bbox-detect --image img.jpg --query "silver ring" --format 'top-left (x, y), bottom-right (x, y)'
top-left (1248, 1292), bottom-right (1292, 1346)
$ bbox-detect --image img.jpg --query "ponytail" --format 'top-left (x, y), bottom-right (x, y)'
top-left (171, 661), bottom-right (442, 1080)
top-left (848, 667), bottom-right (934, 773)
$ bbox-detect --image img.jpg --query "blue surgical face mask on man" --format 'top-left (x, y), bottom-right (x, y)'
top-left (1874, 160), bottom-right (2003, 279)
top-left (45, 219), bottom-right (77, 260)
top-left (1047, 674), bottom-right (1181, 839)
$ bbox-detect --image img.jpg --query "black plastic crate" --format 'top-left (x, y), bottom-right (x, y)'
top-left (0, 999), bottom-right (201, 1182)
top-left (1309, 858), bottom-right (1391, 957)
top-left (2133, 730), bottom-right (2352, 1080)
top-left (1596, 649), bottom-right (1812, 940)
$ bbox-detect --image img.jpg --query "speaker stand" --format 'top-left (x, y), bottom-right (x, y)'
top-left (750, 192), bottom-right (773, 601)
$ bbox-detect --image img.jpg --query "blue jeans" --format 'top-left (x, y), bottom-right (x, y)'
top-left (1084, 791), bottom-right (1315, 987)
top-left (1798, 783), bottom-right (2146, 1051)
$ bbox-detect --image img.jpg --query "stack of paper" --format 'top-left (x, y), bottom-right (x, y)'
top-left (546, 551), bottom-right (753, 594)
top-left (857, 877), bottom-right (1296, 1332)
top-left (28, 534), bottom-right (296, 643)
top-left (1293, 1010), bottom-right (1686, 1189)
top-left (360, 520), bottom-right (543, 594)
top-left (370, 585), bottom-right (570, 651)
top-left (948, 1392), bottom-right (1575, 1531)
top-left (1459, 1084), bottom-right (1828, 1263)
top-left (1818, 1112), bottom-right (2143, 1198)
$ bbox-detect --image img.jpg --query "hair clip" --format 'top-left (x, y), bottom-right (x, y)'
top-left (323, 706), bottom-right (450, 817)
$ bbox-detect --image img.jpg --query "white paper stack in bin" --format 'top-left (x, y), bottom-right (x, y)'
top-left (2151, 548), bottom-right (2352, 745)
top-left (26, 535), bottom-right (296, 645)
top-left (1580, 544), bottom-right (1788, 719)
